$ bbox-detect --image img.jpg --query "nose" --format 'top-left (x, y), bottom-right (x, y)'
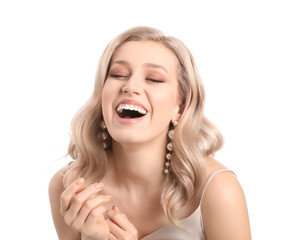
top-left (121, 77), bottom-right (143, 95)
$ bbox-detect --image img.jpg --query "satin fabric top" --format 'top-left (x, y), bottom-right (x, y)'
top-left (140, 204), bottom-right (205, 240)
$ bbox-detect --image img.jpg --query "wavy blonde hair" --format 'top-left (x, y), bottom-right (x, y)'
top-left (64, 26), bottom-right (223, 226)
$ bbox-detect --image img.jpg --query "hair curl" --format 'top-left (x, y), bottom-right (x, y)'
top-left (64, 26), bottom-right (223, 226)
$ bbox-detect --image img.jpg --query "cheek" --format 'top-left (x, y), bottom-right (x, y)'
top-left (102, 81), bottom-right (115, 103)
top-left (101, 82), bottom-right (114, 116)
top-left (101, 87), bottom-right (107, 111)
top-left (152, 89), bottom-right (179, 119)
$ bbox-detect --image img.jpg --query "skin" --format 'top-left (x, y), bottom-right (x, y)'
top-left (102, 41), bottom-right (182, 147)
top-left (49, 41), bottom-right (251, 240)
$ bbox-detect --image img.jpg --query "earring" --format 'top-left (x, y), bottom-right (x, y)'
top-left (99, 120), bottom-right (111, 150)
top-left (164, 121), bottom-right (178, 174)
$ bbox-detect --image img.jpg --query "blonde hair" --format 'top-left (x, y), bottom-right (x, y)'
top-left (64, 26), bottom-right (223, 226)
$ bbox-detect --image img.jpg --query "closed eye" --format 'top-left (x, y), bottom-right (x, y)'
top-left (146, 78), bottom-right (164, 83)
top-left (110, 74), bottom-right (128, 79)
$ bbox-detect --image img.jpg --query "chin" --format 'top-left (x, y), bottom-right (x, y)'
top-left (113, 131), bottom-right (144, 143)
top-left (112, 137), bottom-right (146, 148)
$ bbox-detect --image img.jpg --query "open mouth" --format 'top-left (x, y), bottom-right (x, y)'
top-left (116, 104), bottom-right (147, 119)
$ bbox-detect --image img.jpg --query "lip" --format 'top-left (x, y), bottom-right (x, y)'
top-left (115, 99), bottom-right (148, 125)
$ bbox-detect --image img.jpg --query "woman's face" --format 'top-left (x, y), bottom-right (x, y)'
top-left (102, 40), bottom-right (181, 146)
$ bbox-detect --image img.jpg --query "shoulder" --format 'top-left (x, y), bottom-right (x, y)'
top-left (49, 166), bottom-right (67, 197)
top-left (201, 157), bottom-right (251, 240)
top-left (49, 161), bottom-right (80, 193)
top-left (49, 166), bottom-right (81, 240)
top-left (49, 162), bottom-right (79, 208)
top-left (49, 166), bottom-right (67, 224)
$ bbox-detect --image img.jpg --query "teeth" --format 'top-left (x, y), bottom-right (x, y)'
top-left (117, 104), bottom-right (147, 115)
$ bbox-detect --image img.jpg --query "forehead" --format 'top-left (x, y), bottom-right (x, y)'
top-left (111, 41), bottom-right (178, 74)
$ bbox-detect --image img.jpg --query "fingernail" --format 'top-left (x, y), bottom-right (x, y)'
top-left (112, 205), bottom-right (120, 212)
top-left (76, 178), bottom-right (84, 184)
top-left (95, 183), bottom-right (104, 189)
top-left (105, 195), bottom-right (112, 200)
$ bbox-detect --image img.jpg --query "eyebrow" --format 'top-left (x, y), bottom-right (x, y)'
top-left (111, 60), bottom-right (168, 73)
top-left (111, 60), bottom-right (130, 66)
top-left (143, 63), bottom-right (168, 73)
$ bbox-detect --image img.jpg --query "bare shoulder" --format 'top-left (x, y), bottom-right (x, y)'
top-left (49, 166), bottom-right (67, 194)
top-left (49, 161), bottom-right (79, 194)
top-left (48, 167), bottom-right (67, 230)
top-left (201, 157), bottom-right (251, 240)
top-left (49, 166), bottom-right (80, 240)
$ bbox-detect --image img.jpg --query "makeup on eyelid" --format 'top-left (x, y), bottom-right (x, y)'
top-left (109, 61), bottom-right (168, 76)
top-left (108, 68), bottom-right (166, 82)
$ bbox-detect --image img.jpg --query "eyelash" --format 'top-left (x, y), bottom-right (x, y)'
top-left (146, 78), bottom-right (164, 83)
top-left (110, 74), bottom-right (128, 79)
top-left (110, 74), bottom-right (164, 83)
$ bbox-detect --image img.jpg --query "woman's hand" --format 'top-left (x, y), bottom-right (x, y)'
top-left (60, 178), bottom-right (112, 240)
top-left (106, 206), bottom-right (138, 240)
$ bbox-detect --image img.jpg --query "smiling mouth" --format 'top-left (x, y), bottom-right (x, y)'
top-left (116, 104), bottom-right (147, 119)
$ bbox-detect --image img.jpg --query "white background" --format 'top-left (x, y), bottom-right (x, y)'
top-left (0, 0), bottom-right (289, 239)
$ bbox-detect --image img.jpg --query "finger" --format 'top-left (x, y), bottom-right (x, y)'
top-left (108, 232), bottom-right (118, 240)
top-left (60, 178), bottom-right (85, 215)
top-left (85, 205), bottom-right (108, 226)
top-left (106, 208), bottom-right (137, 235)
top-left (78, 206), bottom-right (110, 239)
top-left (72, 195), bottom-right (112, 228)
top-left (112, 205), bottom-right (121, 213)
top-left (106, 218), bottom-right (124, 239)
top-left (64, 183), bottom-right (104, 225)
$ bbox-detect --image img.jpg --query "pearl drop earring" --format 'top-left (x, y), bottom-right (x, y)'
top-left (164, 121), bottom-right (178, 174)
top-left (98, 120), bottom-right (111, 150)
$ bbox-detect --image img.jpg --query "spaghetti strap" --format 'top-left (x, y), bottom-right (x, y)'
top-left (199, 169), bottom-right (236, 205)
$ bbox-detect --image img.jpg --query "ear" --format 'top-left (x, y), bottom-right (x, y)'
top-left (172, 102), bottom-right (184, 123)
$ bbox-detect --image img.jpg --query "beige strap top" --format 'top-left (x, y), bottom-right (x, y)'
top-left (141, 169), bottom-right (235, 240)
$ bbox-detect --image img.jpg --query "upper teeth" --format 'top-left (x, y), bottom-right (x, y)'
top-left (117, 104), bottom-right (147, 115)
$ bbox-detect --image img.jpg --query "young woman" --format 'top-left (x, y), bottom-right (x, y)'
top-left (49, 26), bottom-right (251, 240)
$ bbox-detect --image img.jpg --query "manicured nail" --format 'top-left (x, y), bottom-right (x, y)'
top-left (112, 205), bottom-right (120, 212)
top-left (76, 178), bottom-right (84, 184)
top-left (95, 183), bottom-right (104, 189)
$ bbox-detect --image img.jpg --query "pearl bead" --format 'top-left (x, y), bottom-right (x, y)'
top-left (99, 121), bottom-right (107, 129)
top-left (101, 132), bottom-right (108, 140)
top-left (168, 129), bottom-right (174, 140)
top-left (103, 142), bottom-right (108, 149)
top-left (167, 143), bottom-right (173, 151)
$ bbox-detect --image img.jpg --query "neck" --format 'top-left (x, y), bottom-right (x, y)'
top-left (107, 138), bottom-right (167, 194)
